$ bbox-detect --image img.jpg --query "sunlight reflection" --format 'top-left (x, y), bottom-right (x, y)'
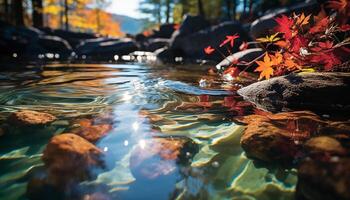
top-left (132, 122), bottom-right (139, 131)
top-left (122, 92), bottom-right (132, 101)
top-left (103, 147), bottom-right (109, 152)
top-left (138, 139), bottom-right (146, 149)
top-left (124, 140), bottom-right (129, 146)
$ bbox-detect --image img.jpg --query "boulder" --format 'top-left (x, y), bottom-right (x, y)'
top-left (70, 118), bottom-right (112, 143)
top-left (8, 110), bottom-right (56, 126)
top-left (304, 136), bottom-right (347, 156)
top-left (172, 15), bottom-right (210, 38)
top-left (297, 158), bottom-right (350, 200)
top-left (250, 1), bottom-right (319, 39)
top-left (237, 72), bottom-right (350, 112)
top-left (75, 38), bottom-right (120, 54)
top-left (240, 111), bottom-right (322, 162)
top-left (169, 21), bottom-right (252, 62)
top-left (150, 23), bottom-right (177, 39)
top-left (39, 28), bottom-right (97, 48)
top-left (42, 134), bottom-right (103, 186)
top-left (215, 48), bottom-right (264, 71)
top-left (144, 38), bottom-right (170, 52)
top-left (75, 38), bottom-right (138, 61)
top-left (0, 22), bottom-right (73, 61)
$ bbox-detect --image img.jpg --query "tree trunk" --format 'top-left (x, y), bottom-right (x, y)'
top-left (232, 0), bottom-right (237, 20)
top-left (12, 0), bottom-right (24, 26)
top-left (225, 0), bottom-right (231, 19)
top-left (64, 0), bottom-right (69, 30)
top-left (197, 0), bottom-right (205, 18)
top-left (3, 0), bottom-right (9, 21)
top-left (32, 0), bottom-right (44, 28)
top-left (165, 0), bottom-right (170, 23)
top-left (243, 0), bottom-right (247, 15)
top-left (249, 0), bottom-right (254, 15)
top-left (157, 2), bottom-right (161, 24)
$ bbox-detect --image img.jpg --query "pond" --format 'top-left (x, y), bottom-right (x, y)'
top-left (0, 63), bottom-right (297, 200)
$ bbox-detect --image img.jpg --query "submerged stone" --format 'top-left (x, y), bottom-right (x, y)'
top-left (42, 133), bottom-right (103, 187)
top-left (70, 118), bottom-right (113, 143)
top-left (297, 158), bottom-right (350, 200)
top-left (9, 110), bottom-right (56, 126)
top-left (240, 111), bottom-right (350, 163)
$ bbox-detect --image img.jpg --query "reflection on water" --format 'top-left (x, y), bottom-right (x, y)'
top-left (0, 64), bottom-right (296, 200)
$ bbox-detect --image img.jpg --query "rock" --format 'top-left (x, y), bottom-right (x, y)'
top-left (42, 134), bottom-right (103, 186)
top-left (304, 136), bottom-right (347, 156)
top-left (150, 23), bottom-right (177, 39)
top-left (40, 28), bottom-right (97, 48)
top-left (297, 158), bottom-right (350, 200)
top-left (169, 21), bottom-right (252, 62)
top-left (8, 110), bottom-right (56, 126)
top-left (240, 111), bottom-right (322, 162)
top-left (70, 118), bottom-right (112, 143)
top-left (172, 15), bottom-right (210, 38)
top-left (215, 48), bottom-right (264, 71)
top-left (237, 72), bottom-right (350, 112)
top-left (0, 22), bottom-right (73, 61)
top-left (82, 193), bottom-right (110, 200)
top-left (75, 38), bottom-right (120, 54)
top-left (250, 1), bottom-right (319, 39)
top-left (0, 128), bottom-right (4, 137)
top-left (75, 38), bottom-right (138, 61)
top-left (143, 38), bottom-right (169, 52)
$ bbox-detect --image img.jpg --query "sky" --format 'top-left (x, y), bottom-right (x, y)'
top-left (107, 0), bottom-right (144, 19)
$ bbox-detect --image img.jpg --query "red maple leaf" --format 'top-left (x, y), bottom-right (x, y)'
top-left (204, 46), bottom-right (215, 55)
top-left (327, 0), bottom-right (348, 14)
top-left (239, 41), bottom-right (248, 51)
top-left (340, 24), bottom-right (350, 32)
top-left (310, 52), bottom-right (341, 70)
top-left (275, 15), bottom-right (294, 39)
top-left (291, 36), bottom-right (308, 54)
top-left (310, 17), bottom-right (329, 34)
top-left (220, 34), bottom-right (239, 47)
top-left (224, 66), bottom-right (240, 78)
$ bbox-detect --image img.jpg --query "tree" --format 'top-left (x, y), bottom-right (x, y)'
top-left (32, 0), bottom-right (44, 27)
top-left (12, 0), bottom-right (24, 26)
top-left (197, 0), bottom-right (205, 17)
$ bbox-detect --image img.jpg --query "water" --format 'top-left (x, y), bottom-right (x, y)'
top-left (0, 63), bottom-right (297, 200)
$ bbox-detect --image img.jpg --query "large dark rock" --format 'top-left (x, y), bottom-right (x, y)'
top-left (143, 38), bottom-right (170, 52)
top-left (237, 72), bottom-right (350, 112)
top-left (75, 38), bottom-right (120, 54)
top-left (297, 158), bottom-right (350, 200)
top-left (40, 28), bottom-right (97, 48)
top-left (215, 48), bottom-right (264, 71)
top-left (0, 21), bottom-right (73, 61)
top-left (250, 1), bottom-right (319, 39)
top-left (169, 21), bottom-right (252, 62)
top-left (150, 23), bottom-right (177, 39)
top-left (172, 15), bottom-right (210, 38)
top-left (75, 38), bottom-right (138, 61)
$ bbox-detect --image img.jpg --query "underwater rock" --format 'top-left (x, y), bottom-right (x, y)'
top-left (0, 127), bottom-right (4, 137)
top-left (9, 110), bottom-right (56, 126)
top-left (82, 192), bottom-right (110, 200)
top-left (237, 72), bottom-right (350, 112)
top-left (42, 133), bottom-right (103, 186)
top-left (240, 111), bottom-right (350, 163)
top-left (240, 111), bottom-right (325, 162)
top-left (297, 157), bottom-right (350, 200)
top-left (304, 136), bottom-right (347, 156)
top-left (70, 118), bottom-right (112, 143)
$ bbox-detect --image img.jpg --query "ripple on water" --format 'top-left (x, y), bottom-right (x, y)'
top-left (0, 64), bottom-right (296, 200)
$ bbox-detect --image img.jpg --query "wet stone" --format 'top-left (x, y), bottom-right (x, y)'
top-left (42, 133), bottom-right (104, 187)
top-left (8, 110), bottom-right (56, 126)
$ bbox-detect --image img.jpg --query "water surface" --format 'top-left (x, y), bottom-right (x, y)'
top-left (0, 63), bottom-right (296, 200)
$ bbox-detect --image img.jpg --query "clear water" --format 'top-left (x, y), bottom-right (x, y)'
top-left (0, 64), bottom-right (297, 200)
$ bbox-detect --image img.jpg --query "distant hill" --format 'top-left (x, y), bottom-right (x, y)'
top-left (112, 14), bottom-right (145, 35)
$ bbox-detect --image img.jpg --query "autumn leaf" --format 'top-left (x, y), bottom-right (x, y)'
top-left (255, 53), bottom-right (274, 80)
top-left (275, 15), bottom-right (294, 39)
top-left (310, 52), bottom-right (341, 70)
top-left (310, 17), bottom-right (329, 34)
top-left (204, 46), bottom-right (215, 55)
top-left (224, 66), bottom-right (240, 78)
top-left (239, 41), bottom-right (248, 51)
top-left (295, 13), bottom-right (311, 26)
top-left (291, 36), bottom-right (308, 54)
top-left (339, 24), bottom-right (350, 32)
top-left (220, 34), bottom-right (240, 47)
top-left (327, 0), bottom-right (348, 14)
top-left (256, 32), bottom-right (281, 43)
top-left (275, 40), bottom-right (289, 48)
